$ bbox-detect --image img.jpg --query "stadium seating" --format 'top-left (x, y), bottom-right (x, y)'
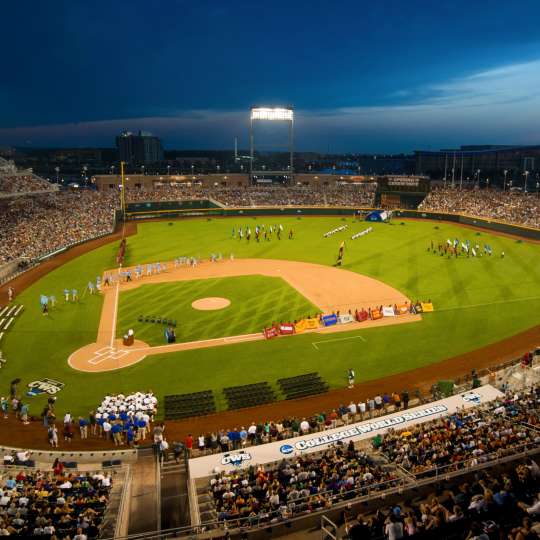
top-left (0, 468), bottom-right (113, 537)
top-left (164, 390), bottom-right (216, 420)
top-left (278, 372), bottom-right (329, 399)
top-left (223, 382), bottom-right (276, 409)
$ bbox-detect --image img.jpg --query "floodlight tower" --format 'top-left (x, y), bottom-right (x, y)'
top-left (249, 107), bottom-right (294, 184)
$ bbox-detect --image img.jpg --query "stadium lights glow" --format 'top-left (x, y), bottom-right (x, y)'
top-left (251, 107), bottom-right (293, 121)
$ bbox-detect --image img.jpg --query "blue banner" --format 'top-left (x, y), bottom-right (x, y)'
top-left (322, 314), bottom-right (338, 326)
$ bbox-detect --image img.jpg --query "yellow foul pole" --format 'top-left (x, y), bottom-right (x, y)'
top-left (120, 161), bottom-right (126, 221)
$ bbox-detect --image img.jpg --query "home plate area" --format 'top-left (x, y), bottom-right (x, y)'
top-left (88, 346), bottom-right (129, 365)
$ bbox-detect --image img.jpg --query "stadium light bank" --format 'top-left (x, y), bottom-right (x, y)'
top-left (249, 107), bottom-right (294, 182)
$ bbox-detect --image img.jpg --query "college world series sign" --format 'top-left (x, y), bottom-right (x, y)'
top-left (27, 378), bottom-right (65, 396)
top-left (188, 385), bottom-right (503, 479)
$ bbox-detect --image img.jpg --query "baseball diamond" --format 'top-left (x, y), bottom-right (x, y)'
top-left (1, 215), bottom-right (540, 419)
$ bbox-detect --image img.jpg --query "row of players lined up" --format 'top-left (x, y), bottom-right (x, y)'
top-left (429, 239), bottom-right (505, 258)
top-left (232, 224), bottom-right (294, 241)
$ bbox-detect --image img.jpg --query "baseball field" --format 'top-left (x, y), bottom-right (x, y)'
top-left (3, 216), bottom-right (540, 416)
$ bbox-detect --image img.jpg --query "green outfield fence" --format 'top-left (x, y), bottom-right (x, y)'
top-left (121, 202), bottom-right (540, 241)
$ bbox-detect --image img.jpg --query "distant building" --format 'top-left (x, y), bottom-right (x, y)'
top-left (415, 145), bottom-right (540, 186)
top-left (116, 130), bottom-right (164, 165)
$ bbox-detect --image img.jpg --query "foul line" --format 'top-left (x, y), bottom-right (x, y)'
top-left (312, 334), bottom-right (366, 350)
top-left (110, 281), bottom-right (120, 348)
top-left (435, 294), bottom-right (540, 313)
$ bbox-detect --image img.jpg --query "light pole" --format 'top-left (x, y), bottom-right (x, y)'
top-left (167, 164), bottom-right (171, 176)
top-left (110, 165), bottom-right (115, 176)
top-left (503, 169), bottom-right (508, 191)
top-left (536, 181), bottom-right (539, 197)
top-left (476, 169), bottom-right (481, 188)
top-left (191, 164), bottom-right (195, 176)
top-left (82, 165), bottom-right (88, 183)
top-left (54, 166), bottom-right (60, 184)
top-left (523, 170), bottom-right (529, 192)
top-left (486, 178), bottom-right (489, 190)
top-left (140, 165), bottom-right (145, 176)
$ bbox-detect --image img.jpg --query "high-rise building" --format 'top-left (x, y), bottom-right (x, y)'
top-left (116, 130), bottom-right (164, 165)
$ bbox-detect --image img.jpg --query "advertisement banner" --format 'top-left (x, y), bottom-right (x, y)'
top-left (338, 314), bottom-right (355, 324)
top-left (263, 327), bottom-right (279, 339)
top-left (188, 385), bottom-right (503, 479)
top-left (279, 324), bottom-right (295, 335)
top-left (371, 309), bottom-right (383, 320)
top-left (382, 306), bottom-right (396, 317)
top-left (421, 302), bottom-right (434, 312)
top-left (305, 318), bottom-right (319, 329)
top-left (397, 304), bottom-right (409, 315)
top-left (322, 314), bottom-right (338, 327)
top-left (294, 320), bottom-right (307, 333)
top-left (356, 310), bottom-right (369, 322)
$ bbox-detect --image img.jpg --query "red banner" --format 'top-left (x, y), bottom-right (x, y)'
top-left (279, 324), bottom-right (295, 335)
top-left (356, 310), bottom-right (369, 322)
top-left (264, 327), bottom-right (279, 339)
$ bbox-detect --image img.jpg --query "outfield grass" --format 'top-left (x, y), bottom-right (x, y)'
top-left (116, 276), bottom-right (318, 345)
top-left (3, 216), bottom-right (540, 416)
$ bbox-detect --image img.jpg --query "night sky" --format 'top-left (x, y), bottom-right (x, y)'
top-left (1, 0), bottom-right (540, 152)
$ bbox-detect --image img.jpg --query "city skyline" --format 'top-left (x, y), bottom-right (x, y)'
top-left (1, 0), bottom-right (540, 152)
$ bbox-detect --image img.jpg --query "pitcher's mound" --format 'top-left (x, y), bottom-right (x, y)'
top-left (192, 297), bottom-right (231, 310)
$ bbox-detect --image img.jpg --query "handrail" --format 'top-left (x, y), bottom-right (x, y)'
top-left (115, 465), bottom-right (132, 538)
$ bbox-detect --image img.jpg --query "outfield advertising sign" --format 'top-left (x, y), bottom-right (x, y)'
top-left (188, 385), bottom-right (503, 478)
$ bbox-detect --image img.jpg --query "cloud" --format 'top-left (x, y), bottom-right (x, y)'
top-left (423, 59), bottom-right (540, 108)
top-left (1, 60), bottom-right (539, 153)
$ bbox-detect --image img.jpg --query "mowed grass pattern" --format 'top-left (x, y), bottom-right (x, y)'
top-left (116, 276), bottom-right (318, 345)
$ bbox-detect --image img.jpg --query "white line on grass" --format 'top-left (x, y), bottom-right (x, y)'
top-left (110, 282), bottom-right (120, 349)
top-left (312, 334), bottom-right (366, 350)
top-left (3, 318), bottom-right (14, 330)
top-left (434, 294), bottom-right (540, 313)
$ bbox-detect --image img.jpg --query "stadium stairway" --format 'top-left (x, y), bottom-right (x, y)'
top-left (127, 448), bottom-right (160, 535)
top-left (160, 455), bottom-right (191, 530)
top-left (197, 485), bottom-right (218, 523)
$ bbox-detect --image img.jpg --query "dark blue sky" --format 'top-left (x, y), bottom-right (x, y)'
top-left (1, 0), bottom-right (540, 152)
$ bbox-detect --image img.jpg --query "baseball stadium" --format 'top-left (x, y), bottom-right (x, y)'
top-left (1, 131), bottom-right (540, 538)
top-left (2, 7), bottom-right (540, 536)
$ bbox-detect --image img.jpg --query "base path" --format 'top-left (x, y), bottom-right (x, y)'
top-left (68, 258), bottom-right (420, 372)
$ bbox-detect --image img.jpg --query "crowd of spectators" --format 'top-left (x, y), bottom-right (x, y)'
top-left (0, 191), bottom-right (117, 264)
top-left (206, 385), bottom-right (540, 532)
top-left (188, 390), bottom-right (415, 456)
top-left (0, 173), bottom-right (56, 195)
top-left (0, 158), bottom-right (56, 195)
top-left (419, 187), bottom-right (540, 228)
top-left (122, 183), bottom-right (377, 208)
top-left (380, 385), bottom-right (540, 475)
top-left (211, 442), bottom-right (398, 525)
top-left (345, 459), bottom-right (540, 539)
top-left (0, 468), bottom-right (112, 538)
